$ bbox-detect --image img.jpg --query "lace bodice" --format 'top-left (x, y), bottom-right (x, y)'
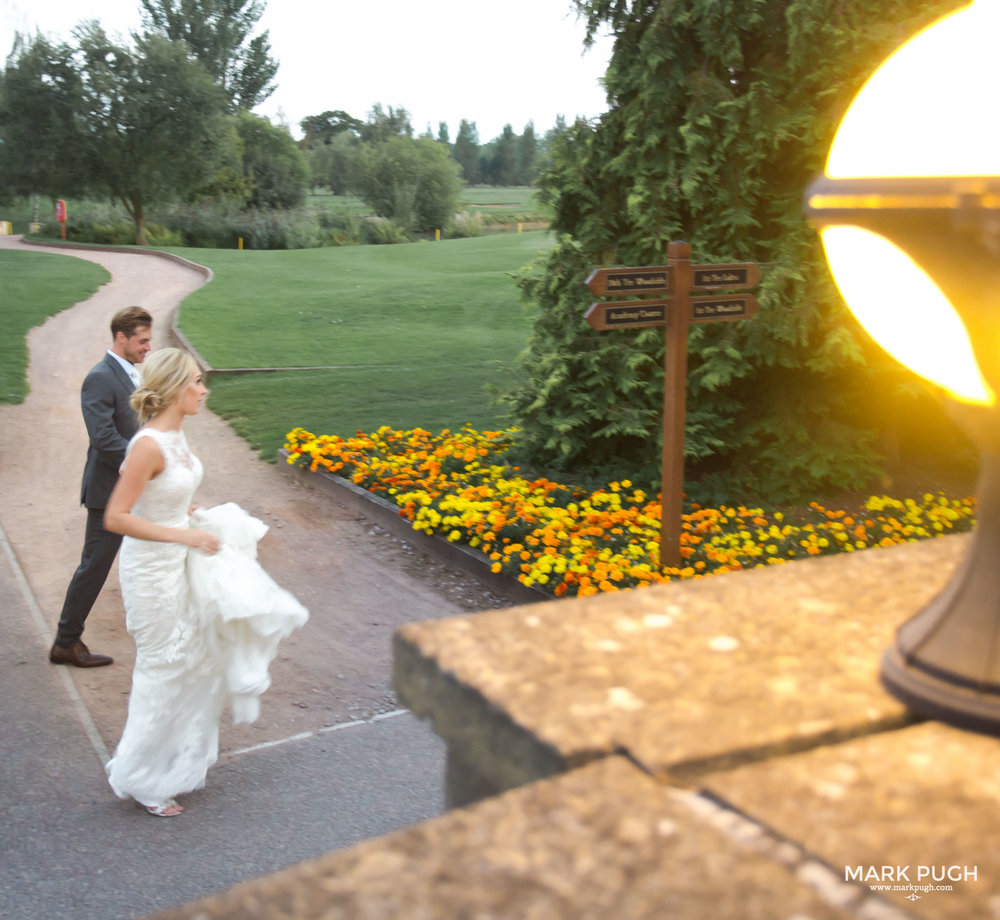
top-left (118, 427), bottom-right (203, 661)
top-left (126, 427), bottom-right (202, 527)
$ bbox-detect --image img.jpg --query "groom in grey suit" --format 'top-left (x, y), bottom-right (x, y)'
top-left (50, 306), bottom-right (153, 667)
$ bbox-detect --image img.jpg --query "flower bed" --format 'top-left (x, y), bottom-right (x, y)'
top-left (285, 425), bottom-right (976, 598)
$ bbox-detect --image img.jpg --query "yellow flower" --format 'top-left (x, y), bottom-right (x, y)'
top-left (285, 425), bottom-right (976, 599)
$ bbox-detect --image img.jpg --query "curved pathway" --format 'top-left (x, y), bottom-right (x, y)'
top-left (0, 234), bottom-right (474, 757)
top-left (0, 234), bottom-right (511, 916)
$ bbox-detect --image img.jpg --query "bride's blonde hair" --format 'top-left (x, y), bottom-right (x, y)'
top-left (131, 348), bottom-right (199, 423)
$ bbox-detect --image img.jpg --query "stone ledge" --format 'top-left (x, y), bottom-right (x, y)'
top-left (394, 534), bottom-right (967, 800)
top-left (393, 624), bottom-right (592, 807)
top-left (144, 756), bottom-right (870, 920)
top-left (703, 721), bottom-right (1000, 920)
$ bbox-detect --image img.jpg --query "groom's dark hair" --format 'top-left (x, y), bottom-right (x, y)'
top-left (111, 306), bottom-right (153, 339)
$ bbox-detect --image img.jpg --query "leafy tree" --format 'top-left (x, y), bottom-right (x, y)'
top-left (453, 119), bottom-right (481, 184)
top-left (544, 115), bottom-right (568, 144)
top-left (360, 103), bottom-right (413, 142)
top-left (517, 121), bottom-right (538, 185)
top-left (189, 117), bottom-right (253, 204)
top-left (139, 0), bottom-right (277, 110)
top-left (299, 109), bottom-right (362, 148)
top-left (53, 25), bottom-right (230, 244)
top-left (481, 124), bottom-right (518, 186)
top-left (532, 114), bottom-right (569, 178)
top-left (298, 109), bottom-right (361, 195)
top-left (437, 121), bottom-right (450, 147)
top-left (324, 131), bottom-right (361, 196)
top-left (235, 110), bottom-right (309, 209)
top-left (503, 0), bottom-right (967, 501)
top-left (352, 135), bottom-right (461, 233)
top-left (0, 34), bottom-right (83, 201)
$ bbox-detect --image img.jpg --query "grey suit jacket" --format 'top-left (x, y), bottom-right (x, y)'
top-left (80, 353), bottom-right (140, 509)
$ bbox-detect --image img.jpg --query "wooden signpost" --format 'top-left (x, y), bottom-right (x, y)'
top-left (584, 241), bottom-right (763, 568)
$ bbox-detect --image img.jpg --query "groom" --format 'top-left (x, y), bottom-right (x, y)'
top-left (50, 306), bottom-right (153, 667)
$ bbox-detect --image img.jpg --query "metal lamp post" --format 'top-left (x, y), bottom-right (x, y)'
top-left (806, 0), bottom-right (1000, 733)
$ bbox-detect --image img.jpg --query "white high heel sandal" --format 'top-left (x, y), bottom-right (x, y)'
top-left (142, 799), bottom-right (183, 817)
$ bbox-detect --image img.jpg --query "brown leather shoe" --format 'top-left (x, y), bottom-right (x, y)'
top-left (49, 640), bottom-right (113, 667)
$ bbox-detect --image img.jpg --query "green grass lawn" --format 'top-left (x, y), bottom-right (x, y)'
top-left (1, 230), bottom-right (550, 459)
top-left (0, 249), bottom-right (109, 402)
top-left (459, 186), bottom-right (540, 208)
top-left (304, 192), bottom-right (371, 214)
top-left (4, 187), bottom-right (547, 238)
top-left (205, 362), bottom-right (524, 459)
top-left (305, 186), bottom-right (547, 223)
top-left (167, 231), bottom-right (552, 457)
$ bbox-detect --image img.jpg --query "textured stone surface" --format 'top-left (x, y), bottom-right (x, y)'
top-left (396, 536), bottom-right (965, 794)
top-left (145, 756), bottom-right (862, 920)
top-left (702, 721), bottom-right (1000, 920)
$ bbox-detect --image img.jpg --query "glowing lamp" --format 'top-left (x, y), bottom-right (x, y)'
top-left (806, 0), bottom-right (1000, 733)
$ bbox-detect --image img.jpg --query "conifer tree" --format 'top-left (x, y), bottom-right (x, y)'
top-left (453, 120), bottom-right (481, 184)
top-left (503, 0), bottom-right (966, 500)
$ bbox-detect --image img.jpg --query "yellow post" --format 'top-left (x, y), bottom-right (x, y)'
top-left (517, 223), bottom-right (523, 233)
top-left (435, 229), bottom-right (441, 241)
top-left (238, 237), bottom-right (244, 250)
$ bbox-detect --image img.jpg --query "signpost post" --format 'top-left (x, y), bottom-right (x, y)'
top-left (584, 243), bottom-right (763, 568)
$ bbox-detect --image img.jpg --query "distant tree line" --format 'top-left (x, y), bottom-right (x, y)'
top-left (1, 0), bottom-right (568, 248)
top-left (0, 0), bottom-right (309, 244)
top-left (300, 107), bottom-right (569, 196)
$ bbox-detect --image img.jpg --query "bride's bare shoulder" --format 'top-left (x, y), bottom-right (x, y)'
top-left (121, 432), bottom-right (165, 478)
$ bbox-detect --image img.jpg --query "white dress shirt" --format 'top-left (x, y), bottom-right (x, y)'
top-left (107, 349), bottom-right (142, 387)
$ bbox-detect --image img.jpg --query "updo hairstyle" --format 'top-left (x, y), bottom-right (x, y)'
top-left (131, 348), bottom-right (198, 423)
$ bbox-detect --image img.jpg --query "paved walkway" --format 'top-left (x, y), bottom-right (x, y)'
top-left (0, 237), bottom-right (449, 919)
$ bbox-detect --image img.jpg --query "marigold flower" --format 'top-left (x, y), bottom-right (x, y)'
top-left (286, 426), bottom-right (975, 599)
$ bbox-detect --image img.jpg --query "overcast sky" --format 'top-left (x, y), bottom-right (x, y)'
top-left (0, 0), bottom-right (613, 141)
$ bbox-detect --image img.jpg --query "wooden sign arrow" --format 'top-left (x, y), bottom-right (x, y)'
top-left (585, 299), bottom-right (671, 331)
top-left (691, 262), bottom-right (762, 291)
top-left (689, 293), bottom-right (760, 323)
top-left (585, 266), bottom-right (671, 297)
top-left (580, 245), bottom-right (763, 570)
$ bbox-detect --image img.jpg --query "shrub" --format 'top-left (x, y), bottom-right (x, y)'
top-left (144, 223), bottom-right (183, 247)
top-left (352, 135), bottom-right (462, 233)
top-left (361, 217), bottom-right (410, 245)
top-left (449, 210), bottom-right (484, 238)
top-left (158, 202), bottom-right (324, 250)
top-left (315, 209), bottom-right (363, 246)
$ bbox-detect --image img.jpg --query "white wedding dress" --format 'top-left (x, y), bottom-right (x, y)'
top-left (106, 427), bottom-right (308, 807)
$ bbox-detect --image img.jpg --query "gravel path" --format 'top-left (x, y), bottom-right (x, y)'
top-left (0, 234), bottom-right (509, 759)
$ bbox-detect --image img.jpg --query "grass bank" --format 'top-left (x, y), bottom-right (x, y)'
top-left (167, 231), bottom-right (551, 458)
top-left (0, 249), bottom-right (109, 403)
top-left (0, 233), bottom-right (549, 455)
top-left (5, 187), bottom-right (548, 237)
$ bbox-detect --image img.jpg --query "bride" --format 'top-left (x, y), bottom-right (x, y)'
top-left (104, 347), bottom-right (307, 817)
